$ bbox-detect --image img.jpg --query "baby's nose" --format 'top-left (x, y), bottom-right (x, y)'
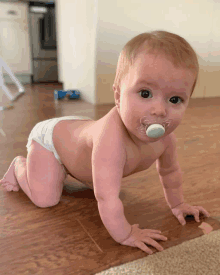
top-left (150, 103), bottom-right (167, 117)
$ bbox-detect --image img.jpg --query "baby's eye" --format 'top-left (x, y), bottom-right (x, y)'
top-left (139, 90), bottom-right (152, 98)
top-left (139, 90), bottom-right (183, 104)
top-left (170, 97), bottom-right (183, 104)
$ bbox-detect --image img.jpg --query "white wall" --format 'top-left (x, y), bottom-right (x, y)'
top-left (56, 0), bottom-right (98, 104)
top-left (95, 0), bottom-right (220, 104)
top-left (0, 2), bottom-right (32, 75)
top-left (56, 0), bottom-right (220, 105)
top-left (1, 0), bottom-right (218, 104)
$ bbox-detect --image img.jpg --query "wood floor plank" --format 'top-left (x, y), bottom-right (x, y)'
top-left (0, 84), bottom-right (220, 275)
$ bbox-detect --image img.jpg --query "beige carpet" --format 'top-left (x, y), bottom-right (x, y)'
top-left (96, 218), bottom-right (220, 275)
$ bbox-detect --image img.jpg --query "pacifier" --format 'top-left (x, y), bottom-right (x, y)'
top-left (146, 124), bottom-right (165, 138)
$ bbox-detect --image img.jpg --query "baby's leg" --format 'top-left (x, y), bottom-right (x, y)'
top-left (0, 140), bottom-right (66, 208)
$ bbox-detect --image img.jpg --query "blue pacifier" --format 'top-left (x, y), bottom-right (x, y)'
top-left (146, 124), bottom-right (165, 138)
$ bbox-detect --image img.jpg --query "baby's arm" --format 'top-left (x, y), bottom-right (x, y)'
top-left (156, 133), bottom-right (210, 225)
top-left (156, 133), bottom-right (184, 209)
top-left (92, 128), bottom-right (131, 243)
top-left (92, 126), bottom-right (168, 254)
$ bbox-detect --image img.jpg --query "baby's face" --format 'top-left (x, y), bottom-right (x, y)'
top-left (115, 52), bottom-right (196, 146)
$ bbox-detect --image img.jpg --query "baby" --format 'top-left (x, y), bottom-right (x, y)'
top-left (0, 30), bottom-right (210, 255)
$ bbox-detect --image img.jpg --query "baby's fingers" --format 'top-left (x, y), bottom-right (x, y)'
top-left (144, 237), bottom-right (165, 252)
top-left (147, 229), bottom-right (163, 234)
top-left (176, 213), bottom-right (186, 225)
top-left (193, 207), bottom-right (210, 222)
top-left (146, 233), bottom-right (168, 242)
top-left (197, 206), bottom-right (210, 218)
top-left (133, 234), bottom-right (166, 254)
top-left (135, 241), bottom-right (154, 255)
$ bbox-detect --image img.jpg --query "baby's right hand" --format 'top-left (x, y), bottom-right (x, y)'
top-left (120, 224), bottom-right (167, 255)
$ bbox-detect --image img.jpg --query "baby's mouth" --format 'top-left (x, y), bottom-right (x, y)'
top-left (140, 117), bottom-right (169, 128)
top-left (138, 117), bottom-right (172, 138)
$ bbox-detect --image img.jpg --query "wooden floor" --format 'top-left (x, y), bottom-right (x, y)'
top-left (0, 83), bottom-right (220, 275)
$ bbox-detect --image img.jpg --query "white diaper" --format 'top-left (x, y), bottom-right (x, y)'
top-left (26, 116), bottom-right (92, 169)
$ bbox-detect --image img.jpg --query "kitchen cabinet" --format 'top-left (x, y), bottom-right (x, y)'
top-left (0, 2), bottom-right (32, 84)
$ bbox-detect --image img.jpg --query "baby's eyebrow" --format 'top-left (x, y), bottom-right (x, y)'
top-left (135, 80), bottom-right (158, 88)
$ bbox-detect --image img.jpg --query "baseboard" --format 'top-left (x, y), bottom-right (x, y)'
top-left (3, 74), bottom-right (32, 84)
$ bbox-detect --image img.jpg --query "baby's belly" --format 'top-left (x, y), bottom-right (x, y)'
top-left (55, 144), bottom-right (93, 187)
top-left (53, 120), bottom-right (94, 188)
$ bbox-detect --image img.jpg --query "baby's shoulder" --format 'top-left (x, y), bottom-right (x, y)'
top-left (93, 107), bottom-right (125, 137)
top-left (91, 108), bottom-right (127, 152)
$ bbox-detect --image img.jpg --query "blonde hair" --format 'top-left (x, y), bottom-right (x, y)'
top-left (113, 30), bottom-right (199, 96)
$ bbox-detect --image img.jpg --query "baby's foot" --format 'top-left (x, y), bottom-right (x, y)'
top-left (0, 157), bottom-right (20, 192)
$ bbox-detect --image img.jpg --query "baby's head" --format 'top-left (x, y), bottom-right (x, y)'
top-left (113, 30), bottom-right (199, 145)
top-left (113, 30), bottom-right (198, 97)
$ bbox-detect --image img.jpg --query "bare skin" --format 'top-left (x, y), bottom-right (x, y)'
top-left (0, 106), bottom-right (167, 193)
top-left (0, 105), bottom-right (170, 254)
top-left (0, 53), bottom-right (199, 255)
top-left (52, 106), bottom-right (169, 189)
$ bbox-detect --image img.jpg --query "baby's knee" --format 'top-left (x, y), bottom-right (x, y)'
top-left (34, 200), bottom-right (60, 208)
top-left (32, 194), bottom-right (60, 208)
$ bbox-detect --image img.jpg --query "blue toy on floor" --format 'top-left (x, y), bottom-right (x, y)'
top-left (54, 90), bottom-right (80, 100)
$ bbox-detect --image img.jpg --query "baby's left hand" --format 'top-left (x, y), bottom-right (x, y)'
top-left (171, 202), bottom-right (210, 226)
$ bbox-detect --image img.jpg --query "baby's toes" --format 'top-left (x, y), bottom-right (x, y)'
top-left (8, 186), bottom-right (13, 191)
top-left (1, 182), bottom-right (13, 191)
top-left (3, 182), bottom-right (19, 192)
top-left (5, 184), bottom-right (13, 191)
top-left (12, 185), bottom-right (19, 191)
